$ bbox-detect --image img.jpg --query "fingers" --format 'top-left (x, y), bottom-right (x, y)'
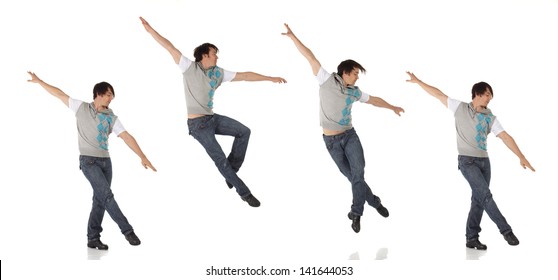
top-left (405, 71), bottom-right (414, 78)
top-left (522, 161), bottom-right (536, 172)
top-left (144, 161), bottom-right (157, 172)
top-left (139, 16), bottom-right (150, 27)
top-left (282, 23), bottom-right (292, 35)
top-left (27, 71), bottom-right (38, 82)
top-left (405, 71), bottom-right (418, 83)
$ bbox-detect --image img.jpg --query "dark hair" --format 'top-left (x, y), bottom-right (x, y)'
top-left (93, 82), bottom-right (115, 99)
top-left (337, 59), bottom-right (366, 76)
top-left (193, 43), bottom-right (219, 62)
top-left (471, 82), bottom-right (493, 99)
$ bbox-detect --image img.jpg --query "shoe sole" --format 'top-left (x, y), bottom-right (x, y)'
top-left (465, 244), bottom-right (487, 250)
top-left (87, 245), bottom-right (109, 250)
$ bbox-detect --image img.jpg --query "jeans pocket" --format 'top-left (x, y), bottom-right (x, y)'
top-left (188, 117), bottom-right (211, 135)
top-left (80, 157), bottom-right (95, 170)
top-left (458, 157), bottom-right (474, 170)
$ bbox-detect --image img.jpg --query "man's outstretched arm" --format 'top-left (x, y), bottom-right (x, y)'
top-left (118, 131), bottom-right (157, 172)
top-left (27, 71), bottom-right (70, 107)
top-left (367, 96), bottom-right (405, 116)
top-left (497, 131), bottom-right (535, 172)
top-left (281, 23), bottom-right (321, 76)
top-left (405, 71), bottom-right (448, 107)
top-left (232, 72), bottom-right (287, 83)
top-left (140, 17), bottom-right (182, 64)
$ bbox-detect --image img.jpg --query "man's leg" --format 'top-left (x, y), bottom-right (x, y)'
top-left (214, 114), bottom-right (251, 189)
top-left (323, 129), bottom-right (385, 233)
top-left (214, 114), bottom-right (251, 173)
top-left (188, 116), bottom-right (258, 206)
top-left (459, 156), bottom-right (513, 247)
top-left (343, 130), bottom-right (385, 216)
top-left (80, 156), bottom-right (135, 248)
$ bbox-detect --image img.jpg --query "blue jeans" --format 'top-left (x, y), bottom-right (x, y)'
top-left (187, 114), bottom-right (252, 197)
top-left (458, 155), bottom-right (512, 240)
top-left (323, 128), bottom-right (381, 216)
top-left (79, 155), bottom-right (133, 241)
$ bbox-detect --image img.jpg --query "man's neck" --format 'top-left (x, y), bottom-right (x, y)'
top-left (471, 101), bottom-right (487, 112)
top-left (93, 100), bottom-right (107, 111)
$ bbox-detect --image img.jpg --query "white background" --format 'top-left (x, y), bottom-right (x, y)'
top-left (1, 0), bottom-right (557, 279)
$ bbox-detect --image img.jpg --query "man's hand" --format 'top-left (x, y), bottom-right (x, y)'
top-left (27, 71), bottom-right (41, 84)
top-left (281, 23), bottom-right (295, 39)
top-left (139, 16), bottom-right (152, 32)
top-left (141, 157), bottom-right (157, 172)
top-left (270, 77), bottom-right (287, 84)
top-left (392, 106), bottom-right (405, 116)
top-left (520, 157), bottom-right (535, 172)
top-left (405, 71), bottom-right (420, 84)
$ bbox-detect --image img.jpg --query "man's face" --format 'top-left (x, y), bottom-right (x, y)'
top-left (342, 68), bottom-right (360, 86)
top-left (97, 90), bottom-right (114, 109)
top-left (203, 48), bottom-right (219, 67)
top-left (477, 89), bottom-right (493, 108)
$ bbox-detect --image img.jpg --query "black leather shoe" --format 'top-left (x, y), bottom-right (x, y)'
top-left (503, 231), bottom-right (519, 246)
top-left (226, 180), bottom-right (233, 189)
top-left (87, 239), bottom-right (109, 250)
top-left (125, 231), bottom-right (141, 246)
top-left (376, 204), bottom-right (389, 218)
top-left (242, 194), bottom-right (260, 207)
top-left (347, 212), bottom-right (361, 233)
top-left (466, 238), bottom-right (487, 250)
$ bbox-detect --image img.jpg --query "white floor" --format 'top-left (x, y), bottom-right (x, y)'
top-left (2, 161), bottom-right (556, 279)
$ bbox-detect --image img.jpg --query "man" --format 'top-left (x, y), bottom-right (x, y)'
top-left (27, 72), bottom-right (157, 250)
top-left (405, 71), bottom-right (535, 250)
top-left (282, 24), bottom-right (404, 233)
top-left (139, 17), bottom-right (286, 207)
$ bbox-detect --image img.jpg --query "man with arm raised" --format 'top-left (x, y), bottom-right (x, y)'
top-left (406, 71), bottom-right (534, 250)
top-left (27, 71), bottom-right (156, 250)
top-left (140, 17), bottom-right (286, 207)
top-left (282, 23), bottom-right (405, 233)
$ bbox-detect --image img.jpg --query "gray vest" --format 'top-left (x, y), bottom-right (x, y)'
top-left (454, 102), bottom-right (495, 157)
top-left (319, 73), bottom-right (362, 131)
top-left (75, 102), bottom-right (117, 157)
top-left (182, 62), bottom-right (225, 115)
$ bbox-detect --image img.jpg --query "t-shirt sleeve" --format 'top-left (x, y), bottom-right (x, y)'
top-left (113, 118), bottom-right (126, 136)
top-left (491, 117), bottom-right (504, 136)
top-left (315, 67), bottom-right (330, 86)
top-left (178, 55), bottom-right (193, 73)
top-left (447, 97), bottom-right (461, 113)
top-left (69, 97), bottom-right (84, 114)
top-left (359, 91), bottom-right (370, 103)
top-left (222, 69), bottom-right (236, 83)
